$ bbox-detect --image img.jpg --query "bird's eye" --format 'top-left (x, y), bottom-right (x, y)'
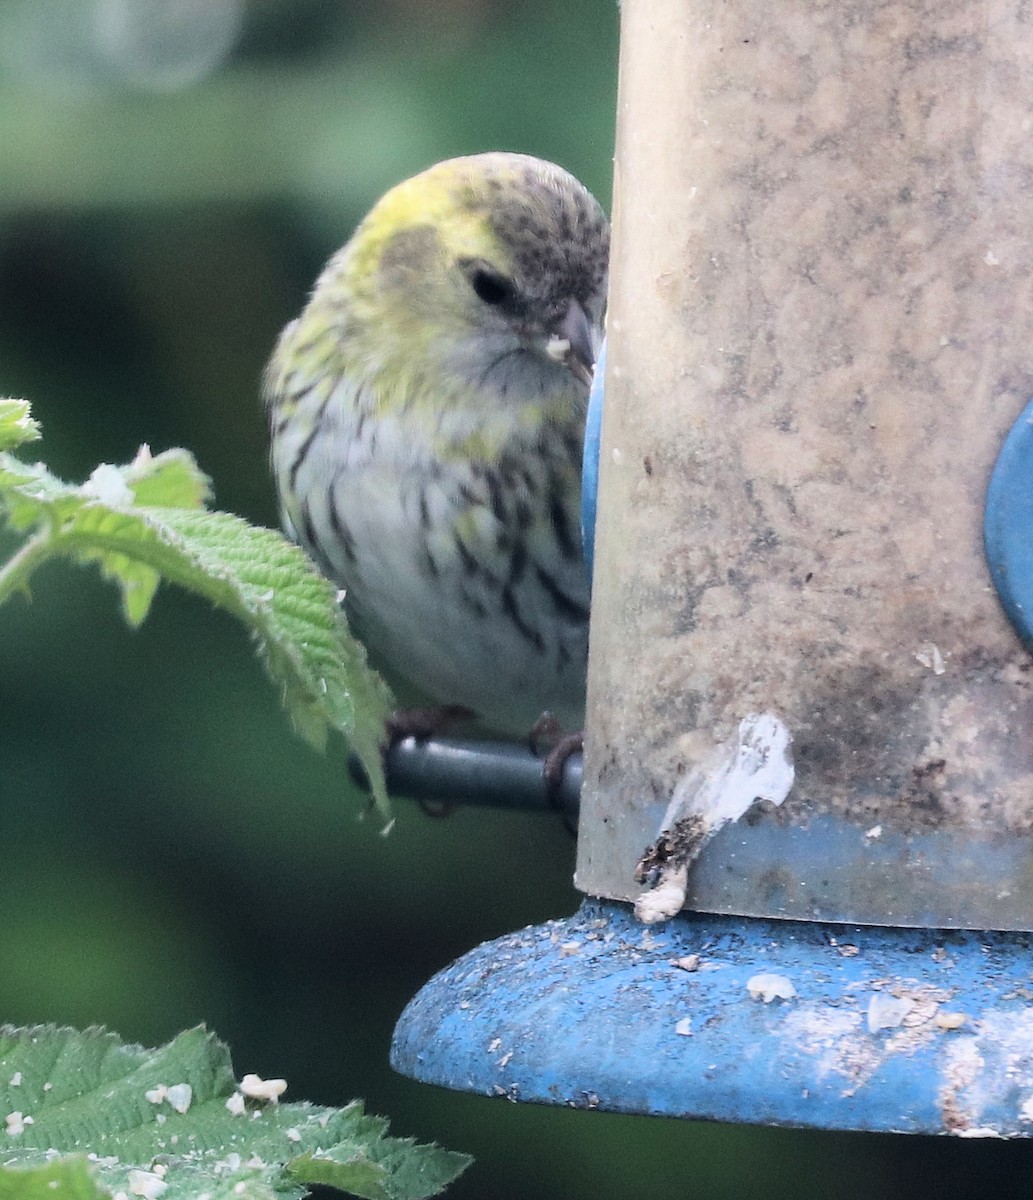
top-left (469, 266), bottom-right (516, 307)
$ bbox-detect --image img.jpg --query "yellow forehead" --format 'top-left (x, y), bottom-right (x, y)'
top-left (352, 162), bottom-right (510, 275)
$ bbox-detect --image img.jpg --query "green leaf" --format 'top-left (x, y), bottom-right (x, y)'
top-left (0, 399), bottom-right (40, 452)
top-left (0, 1156), bottom-right (108, 1200)
top-left (122, 447), bottom-right (212, 510)
top-left (0, 1026), bottom-right (470, 1200)
top-left (0, 404), bottom-right (393, 819)
top-left (288, 1150), bottom-right (393, 1200)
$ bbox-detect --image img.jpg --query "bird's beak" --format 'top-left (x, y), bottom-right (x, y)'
top-left (545, 299), bottom-right (597, 388)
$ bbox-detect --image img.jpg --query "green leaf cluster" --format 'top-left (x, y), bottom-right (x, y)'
top-left (0, 399), bottom-right (392, 820)
top-left (0, 1025), bottom-right (470, 1200)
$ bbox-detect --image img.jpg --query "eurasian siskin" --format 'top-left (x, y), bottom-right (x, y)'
top-left (265, 153), bottom-right (609, 738)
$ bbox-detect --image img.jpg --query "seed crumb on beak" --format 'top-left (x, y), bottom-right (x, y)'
top-left (546, 335), bottom-right (572, 363)
top-left (544, 331), bottom-right (592, 386)
top-left (546, 298), bottom-right (597, 387)
top-left (545, 332), bottom-right (593, 387)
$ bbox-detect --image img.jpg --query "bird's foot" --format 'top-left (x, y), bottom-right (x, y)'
top-left (528, 712), bottom-right (582, 833)
top-left (542, 731), bottom-right (584, 803)
top-left (527, 711), bottom-right (565, 755)
top-left (385, 704), bottom-right (474, 745)
top-left (384, 705), bottom-right (475, 818)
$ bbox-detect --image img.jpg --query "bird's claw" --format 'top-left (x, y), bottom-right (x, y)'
top-left (383, 705), bottom-right (475, 819)
top-left (384, 704), bottom-right (475, 746)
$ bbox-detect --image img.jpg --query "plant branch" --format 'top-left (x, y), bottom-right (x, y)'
top-left (0, 528), bottom-right (54, 605)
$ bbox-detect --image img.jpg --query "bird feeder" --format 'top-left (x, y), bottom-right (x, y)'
top-left (391, 0), bottom-right (1033, 1134)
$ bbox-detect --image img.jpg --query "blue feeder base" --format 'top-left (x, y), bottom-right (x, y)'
top-left (391, 899), bottom-right (1033, 1135)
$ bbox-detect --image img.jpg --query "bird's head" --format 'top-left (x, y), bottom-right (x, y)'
top-left (337, 153), bottom-right (609, 406)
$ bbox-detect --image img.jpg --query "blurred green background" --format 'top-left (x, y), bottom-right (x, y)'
top-left (1, 1), bottom-right (1031, 1197)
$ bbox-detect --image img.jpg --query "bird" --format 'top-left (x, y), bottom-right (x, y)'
top-left (264, 152), bottom-right (609, 744)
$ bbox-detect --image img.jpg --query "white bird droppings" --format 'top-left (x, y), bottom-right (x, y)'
top-left (867, 992), bottom-right (914, 1032)
top-left (4, 1111), bottom-right (32, 1136)
top-left (239, 1074), bottom-right (287, 1103)
top-left (636, 713), bottom-right (795, 924)
top-left (127, 1170), bottom-right (167, 1200)
top-left (634, 867), bottom-right (689, 925)
top-left (83, 463), bottom-right (134, 507)
top-left (746, 973), bottom-right (797, 1003)
top-left (166, 1084), bottom-right (193, 1114)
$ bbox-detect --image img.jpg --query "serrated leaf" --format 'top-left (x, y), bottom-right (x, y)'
top-left (0, 400), bottom-right (41, 452)
top-left (0, 1026), bottom-right (470, 1200)
top-left (0, 409), bottom-right (393, 819)
top-left (288, 1151), bottom-right (391, 1200)
top-left (362, 1136), bottom-right (476, 1200)
top-left (122, 447), bottom-right (212, 511)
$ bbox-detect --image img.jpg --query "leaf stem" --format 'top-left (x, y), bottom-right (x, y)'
top-left (0, 528), bottom-right (54, 605)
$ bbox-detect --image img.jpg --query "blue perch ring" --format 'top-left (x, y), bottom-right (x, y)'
top-left (581, 336), bottom-right (606, 584)
top-left (985, 396), bottom-right (1033, 647)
